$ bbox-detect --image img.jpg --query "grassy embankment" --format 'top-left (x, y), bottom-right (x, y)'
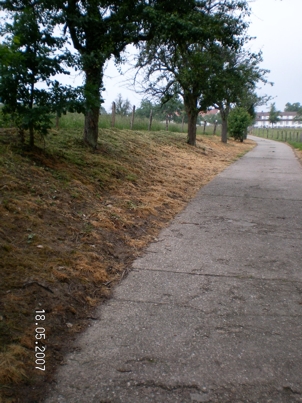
top-left (0, 113), bottom-right (253, 403)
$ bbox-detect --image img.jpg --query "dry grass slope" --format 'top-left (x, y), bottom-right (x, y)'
top-left (0, 127), bottom-right (255, 403)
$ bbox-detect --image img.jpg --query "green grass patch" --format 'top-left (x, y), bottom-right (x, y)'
top-left (57, 112), bottom-right (222, 137)
top-left (288, 141), bottom-right (302, 151)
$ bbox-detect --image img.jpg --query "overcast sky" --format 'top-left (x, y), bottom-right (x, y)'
top-left (59, 0), bottom-right (302, 112)
top-left (248, 0), bottom-right (302, 112)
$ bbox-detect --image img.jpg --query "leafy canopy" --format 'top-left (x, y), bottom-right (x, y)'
top-left (0, 3), bottom-right (73, 145)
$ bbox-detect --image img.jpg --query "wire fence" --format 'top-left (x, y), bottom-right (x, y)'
top-left (250, 128), bottom-right (302, 143)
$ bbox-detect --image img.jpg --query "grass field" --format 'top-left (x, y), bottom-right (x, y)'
top-left (0, 114), bottom-right (249, 402)
top-left (250, 127), bottom-right (302, 142)
top-left (56, 112), bottom-right (222, 137)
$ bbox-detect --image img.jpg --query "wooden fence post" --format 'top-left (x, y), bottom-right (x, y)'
top-left (148, 110), bottom-right (153, 131)
top-left (111, 102), bottom-right (116, 127)
top-left (213, 120), bottom-right (218, 135)
top-left (130, 105), bottom-right (135, 130)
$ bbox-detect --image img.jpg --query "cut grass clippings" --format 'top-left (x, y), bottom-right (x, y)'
top-left (0, 126), bottom-right (255, 403)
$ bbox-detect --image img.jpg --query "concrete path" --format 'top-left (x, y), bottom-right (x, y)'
top-left (45, 137), bottom-right (302, 403)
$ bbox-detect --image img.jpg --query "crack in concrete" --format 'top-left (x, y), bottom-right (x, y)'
top-left (134, 267), bottom-right (302, 284)
top-left (200, 193), bottom-right (302, 202)
top-left (114, 298), bottom-right (302, 318)
top-left (130, 380), bottom-right (201, 393)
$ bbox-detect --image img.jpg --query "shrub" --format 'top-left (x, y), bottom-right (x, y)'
top-left (228, 107), bottom-right (252, 142)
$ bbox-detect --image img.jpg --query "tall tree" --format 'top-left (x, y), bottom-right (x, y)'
top-left (284, 102), bottom-right (302, 112)
top-left (1, 0), bottom-right (147, 148)
top-left (135, 0), bottom-right (251, 146)
top-left (53, 0), bottom-right (147, 148)
top-left (115, 94), bottom-right (132, 116)
top-left (284, 102), bottom-right (302, 122)
top-left (202, 49), bottom-right (270, 143)
top-left (0, 4), bottom-right (69, 146)
top-left (269, 102), bottom-right (280, 126)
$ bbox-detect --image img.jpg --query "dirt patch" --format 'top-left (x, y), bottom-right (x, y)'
top-left (0, 128), bottom-right (255, 403)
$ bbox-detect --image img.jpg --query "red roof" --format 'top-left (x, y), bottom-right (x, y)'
top-left (200, 109), bottom-right (220, 117)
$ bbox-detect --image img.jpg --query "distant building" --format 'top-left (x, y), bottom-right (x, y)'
top-left (199, 109), bottom-right (220, 118)
top-left (254, 111), bottom-right (302, 128)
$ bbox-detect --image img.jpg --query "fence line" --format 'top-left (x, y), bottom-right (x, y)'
top-left (250, 128), bottom-right (302, 143)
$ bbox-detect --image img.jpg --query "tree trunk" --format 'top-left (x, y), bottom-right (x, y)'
top-left (220, 106), bottom-right (229, 144)
top-left (29, 74), bottom-right (35, 148)
top-left (84, 108), bottom-right (99, 148)
top-left (83, 67), bottom-right (102, 149)
top-left (148, 110), bottom-right (153, 131)
top-left (221, 118), bottom-right (228, 143)
top-left (213, 120), bottom-right (218, 135)
top-left (187, 111), bottom-right (198, 146)
top-left (184, 94), bottom-right (198, 146)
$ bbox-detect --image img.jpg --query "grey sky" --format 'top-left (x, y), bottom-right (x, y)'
top-left (100, 0), bottom-right (302, 112)
top-left (248, 0), bottom-right (302, 112)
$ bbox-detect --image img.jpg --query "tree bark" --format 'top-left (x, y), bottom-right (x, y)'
top-left (221, 118), bottom-right (228, 143)
top-left (148, 110), bottom-right (153, 131)
top-left (84, 107), bottom-right (99, 148)
top-left (184, 94), bottom-right (198, 146)
top-left (187, 111), bottom-right (198, 146)
top-left (83, 67), bottom-right (102, 149)
top-left (29, 73), bottom-right (35, 148)
top-left (220, 106), bottom-right (229, 144)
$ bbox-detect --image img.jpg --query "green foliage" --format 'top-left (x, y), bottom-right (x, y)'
top-left (288, 142), bottom-right (302, 151)
top-left (269, 103), bottom-right (280, 126)
top-left (48, 0), bottom-right (149, 147)
top-left (228, 107), bottom-right (252, 142)
top-left (284, 102), bottom-right (302, 112)
top-left (136, 100), bottom-right (154, 119)
top-left (135, 0), bottom-right (263, 145)
top-left (49, 81), bottom-right (85, 119)
top-left (202, 112), bottom-right (221, 125)
top-left (115, 94), bottom-right (132, 116)
top-left (136, 97), bottom-right (187, 124)
top-left (0, 4), bottom-right (69, 146)
top-left (285, 102), bottom-right (302, 122)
